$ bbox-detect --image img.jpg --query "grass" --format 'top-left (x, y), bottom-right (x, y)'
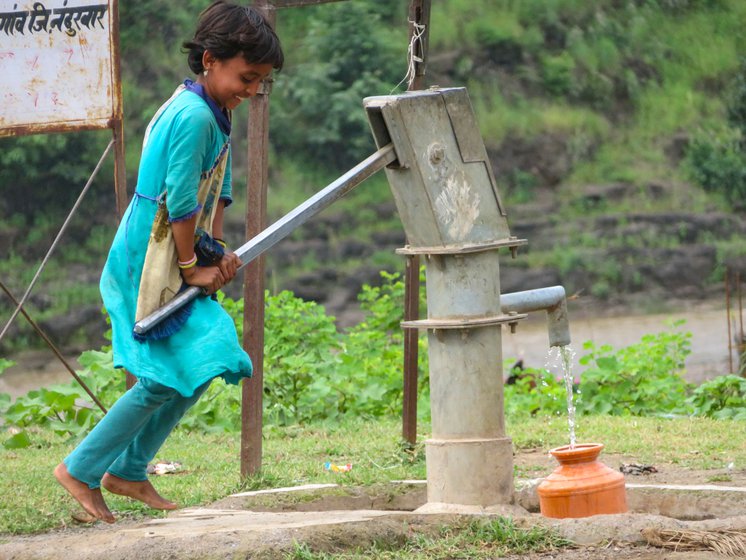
top-left (2, 415), bottom-right (745, 536)
top-left (285, 517), bottom-right (571, 559)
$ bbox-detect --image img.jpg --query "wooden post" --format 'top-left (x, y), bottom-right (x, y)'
top-left (113, 118), bottom-right (136, 391)
top-left (241, 0), bottom-right (274, 479)
top-left (402, 0), bottom-right (431, 445)
top-left (110, 0), bottom-right (135, 390)
top-left (738, 272), bottom-right (745, 377)
top-left (726, 269), bottom-right (733, 374)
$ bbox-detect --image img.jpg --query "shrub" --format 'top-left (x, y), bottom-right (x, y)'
top-left (575, 320), bottom-right (693, 416)
top-left (503, 363), bottom-right (569, 418)
top-left (727, 58), bottom-right (746, 147)
top-left (685, 375), bottom-right (746, 419)
top-left (541, 53), bottom-right (576, 97)
top-left (1, 349), bottom-right (122, 449)
top-left (686, 132), bottom-right (746, 209)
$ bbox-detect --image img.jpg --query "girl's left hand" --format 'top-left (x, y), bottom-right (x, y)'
top-left (217, 249), bottom-right (242, 283)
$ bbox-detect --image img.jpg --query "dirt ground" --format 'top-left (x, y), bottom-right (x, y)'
top-left (2, 450), bottom-right (746, 560)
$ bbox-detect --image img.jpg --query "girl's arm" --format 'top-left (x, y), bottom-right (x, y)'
top-left (172, 217), bottom-right (225, 294)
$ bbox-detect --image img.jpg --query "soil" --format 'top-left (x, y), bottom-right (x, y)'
top-left (2, 451), bottom-right (745, 560)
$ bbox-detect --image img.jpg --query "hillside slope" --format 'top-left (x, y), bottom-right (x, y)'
top-left (1, 0), bottom-right (745, 351)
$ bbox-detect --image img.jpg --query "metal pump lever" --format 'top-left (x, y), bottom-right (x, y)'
top-left (133, 143), bottom-right (397, 336)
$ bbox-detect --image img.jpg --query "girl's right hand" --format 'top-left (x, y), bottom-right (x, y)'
top-left (181, 265), bottom-right (225, 295)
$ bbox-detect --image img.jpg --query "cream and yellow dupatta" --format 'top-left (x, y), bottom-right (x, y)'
top-left (133, 86), bottom-right (230, 340)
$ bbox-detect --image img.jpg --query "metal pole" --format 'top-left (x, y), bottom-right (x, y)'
top-left (240, 0), bottom-right (274, 479)
top-left (0, 281), bottom-right (108, 414)
top-left (738, 272), bottom-right (745, 377)
top-left (726, 268), bottom-right (733, 374)
top-left (402, 0), bottom-right (431, 445)
top-left (112, 120), bottom-right (135, 389)
top-left (738, 272), bottom-right (743, 344)
top-left (111, 0), bottom-right (135, 391)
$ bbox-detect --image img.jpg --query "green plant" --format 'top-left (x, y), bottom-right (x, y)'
top-left (685, 375), bottom-right (746, 419)
top-left (270, 2), bottom-right (406, 168)
top-left (541, 53), bottom-right (576, 97)
top-left (282, 516), bottom-right (570, 559)
top-left (686, 131), bottom-right (746, 209)
top-left (330, 271), bottom-right (428, 420)
top-left (263, 291), bottom-right (342, 425)
top-left (576, 320), bottom-right (693, 416)
top-left (727, 57), bottom-right (746, 146)
top-left (0, 358), bottom-right (13, 375)
top-left (216, 272), bottom-right (429, 426)
top-left (503, 364), bottom-right (568, 418)
top-left (1, 349), bottom-right (122, 449)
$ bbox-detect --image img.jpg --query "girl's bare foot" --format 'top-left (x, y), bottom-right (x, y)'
top-left (54, 463), bottom-right (116, 524)
top-left (101, 473), bottom-right (178, 510)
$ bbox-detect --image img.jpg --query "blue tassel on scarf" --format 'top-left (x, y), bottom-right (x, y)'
top-left (132, 284), bottom-right (195, 342)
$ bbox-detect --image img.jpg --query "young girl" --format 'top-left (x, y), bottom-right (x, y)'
top-left (54, 1), bottom-right (284, 523)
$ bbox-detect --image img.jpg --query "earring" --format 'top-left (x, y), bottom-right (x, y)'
top-left (203, 69), bottom-right (209, 77)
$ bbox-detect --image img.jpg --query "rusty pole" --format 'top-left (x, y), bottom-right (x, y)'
top-left (402, 0), bottom-right (431, 445)
top-left (0, 281), bottom-right (108, 414)
top-left (241, 0), bottom-right (274, 479)
top-left (726, 268), bottom-right (733, 374)
top-left (110, 0), bottom-right (134, 390)
top-left (738, 272), bottom-right (745, 376)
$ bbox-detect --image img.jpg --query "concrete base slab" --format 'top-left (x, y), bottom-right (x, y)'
top-left (121, 507), bottom-right (406, 539)
top-left (229, 483), bottom-right (339, 498)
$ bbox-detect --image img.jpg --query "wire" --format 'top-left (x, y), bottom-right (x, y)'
top-left (0, 139), bottom-right (115, 344)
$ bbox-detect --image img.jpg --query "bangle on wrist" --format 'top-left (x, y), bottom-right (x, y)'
top-left (178, 255), bottom-right (197, 269)
top-left (214, 237), bottom-right (227, 248)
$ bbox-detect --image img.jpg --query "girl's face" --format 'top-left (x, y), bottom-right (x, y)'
top-left (201, 52), bottom-right (274, 110)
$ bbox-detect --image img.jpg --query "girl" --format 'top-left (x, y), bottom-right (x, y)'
top-left (54, 1), bottom-right (284, 523)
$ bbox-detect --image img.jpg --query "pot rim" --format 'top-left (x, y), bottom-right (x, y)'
top-left (548, 442), bottom-right (604, 462)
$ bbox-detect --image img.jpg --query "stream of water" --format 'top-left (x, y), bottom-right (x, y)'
top-left (546, 345), bottom-right (578, 448)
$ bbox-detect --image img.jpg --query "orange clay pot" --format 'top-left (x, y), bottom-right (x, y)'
top-left (537, 443), bottom-right (627, 519)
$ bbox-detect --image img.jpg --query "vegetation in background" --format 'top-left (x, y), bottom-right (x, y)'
top-left (3, 277), bottom-right (745, 452)
top-left (576, 320), bottom-right (693, 416)
top-left (3, 2), bottom-right (745, 548)
top-left (270, 2), bottom-right (406, 169)
top-left (2, 0), bottom-right (745, 352)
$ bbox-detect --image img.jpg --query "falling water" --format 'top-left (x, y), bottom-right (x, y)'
top-left (547, 345), bottom-right (578, 448)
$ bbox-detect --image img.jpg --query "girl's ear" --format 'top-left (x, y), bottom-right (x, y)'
top-left (201, 50), bottom-right (216, 72)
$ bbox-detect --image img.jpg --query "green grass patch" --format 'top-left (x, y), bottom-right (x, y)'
top-left (470, 80), bottom-right (611, 148)
top-left (510, 415), bottom-right (745, 470)
top-left (3, 415), bottom-right (744, 535)
top-left (286, 516), bottom-right (571, 559)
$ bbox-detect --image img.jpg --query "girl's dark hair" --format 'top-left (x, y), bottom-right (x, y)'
top-left (183, 1), bottom-right (284, 74)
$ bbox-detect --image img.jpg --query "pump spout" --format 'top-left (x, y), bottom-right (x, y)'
top-left (500, 286), bottom-right (571, 347)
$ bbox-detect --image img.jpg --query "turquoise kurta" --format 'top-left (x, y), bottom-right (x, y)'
top-left (100, 88), bottom-right (252, 397)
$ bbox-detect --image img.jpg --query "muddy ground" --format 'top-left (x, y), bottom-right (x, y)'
top-left (2, 450), bottom-right (745, 559)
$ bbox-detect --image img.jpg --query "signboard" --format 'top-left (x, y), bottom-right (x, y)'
top-left (0, 0), bottom-right (118, 136)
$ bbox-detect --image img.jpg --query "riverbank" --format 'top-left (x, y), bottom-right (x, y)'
top-left (1, 297), bottom-right (739, 400)
top-left (503, 297), bottom-right (737, 385)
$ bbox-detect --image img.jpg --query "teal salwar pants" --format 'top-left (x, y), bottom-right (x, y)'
top-left (64, 377), bottom-right (210, 489)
